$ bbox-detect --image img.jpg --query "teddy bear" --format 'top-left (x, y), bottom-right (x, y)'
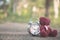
top-left (39, 17), bottom-right (57, 37)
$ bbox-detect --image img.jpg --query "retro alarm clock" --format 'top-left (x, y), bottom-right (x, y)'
top-left (27, 20), bottom-right (40, 36)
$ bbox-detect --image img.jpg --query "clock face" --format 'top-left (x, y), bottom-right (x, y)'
top-left (28, 23), bottom-right (40, 35)
top-left (30, 25), bottom-right (40, 35)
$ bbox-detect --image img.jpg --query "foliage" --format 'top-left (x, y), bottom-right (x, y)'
top-left (0, 0), bottom-right (60, 27)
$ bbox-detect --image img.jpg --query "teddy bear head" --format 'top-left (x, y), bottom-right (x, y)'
top-left (39, 17), bottom-right (50, 25)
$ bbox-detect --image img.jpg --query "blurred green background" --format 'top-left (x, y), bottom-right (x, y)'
top-left (0, 0), bottom-right (60, 27)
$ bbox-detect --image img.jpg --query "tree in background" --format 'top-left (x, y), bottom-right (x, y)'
top-left (13, 0), bottom-right (18, 14)
top-left (54, 0), bottom-right (59, 19)
top-left (0, 0), bottom-right (10, 17)
top-left (4, 0), bottom-right (10, 17)
top-left (45, 0), bottom-right (50, 17)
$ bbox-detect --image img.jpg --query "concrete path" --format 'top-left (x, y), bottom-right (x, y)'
top-left (0, 22), bottom-right (60, 40)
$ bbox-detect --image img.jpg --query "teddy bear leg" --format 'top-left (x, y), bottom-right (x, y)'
top-left (40, 31), bottom-right (48, 37)
top-left (49, 30), bottom-right (57, 37)
top-left (52, 30), bottom-right (57, 37)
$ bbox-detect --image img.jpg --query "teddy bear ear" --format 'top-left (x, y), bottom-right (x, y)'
top-left (46, 18), bottom-right (51, 23)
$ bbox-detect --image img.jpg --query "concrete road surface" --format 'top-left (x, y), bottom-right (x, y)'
top-left (0, 22), bottom-right (60, 40)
